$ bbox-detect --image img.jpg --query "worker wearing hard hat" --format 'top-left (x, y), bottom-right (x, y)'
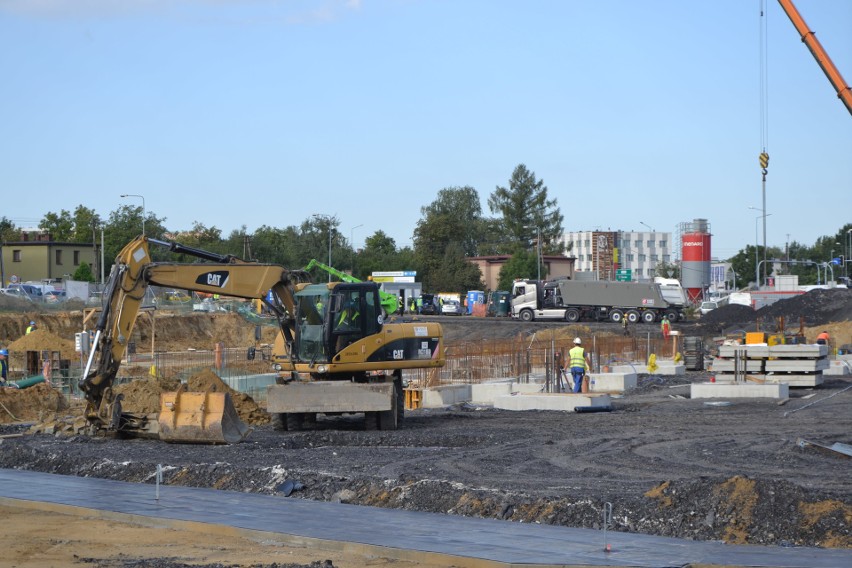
top-left (0, 348), bottom-right (8, 385)
top-left (25, 320), bottom-right (37, 335)
top-left (567, 337), bottom-right (591, 393)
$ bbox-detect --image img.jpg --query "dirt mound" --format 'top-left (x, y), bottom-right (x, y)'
top-left (6, 328), bottom-right (76, 368)
top-left (0, 383), bottom-right (69, 424)
top-left (114, 376), bottom-right (182, 414)
top-left (757, 288), bottom-right (852, 326)
top-left (187, 368), bottom-right (270, 426)
top-left (697, 304), bottom-right (757, 329)
top-left (110, 369), bottom-right (269, 426)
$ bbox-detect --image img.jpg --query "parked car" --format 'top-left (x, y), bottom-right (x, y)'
top-left (441, 299), bottom-right (463, 316)
top-left (43, 290), bottom-right (66, 303)
top-left (0, 287), bottom-right (33, 301)
top-left (418, 294), bottom-right (439, 315)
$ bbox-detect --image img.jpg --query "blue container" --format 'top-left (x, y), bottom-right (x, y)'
top-left (465, 290), bottom-right (485, 314)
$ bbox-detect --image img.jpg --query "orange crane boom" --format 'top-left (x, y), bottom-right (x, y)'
top-left (777, 0), bottom-right (852, 116)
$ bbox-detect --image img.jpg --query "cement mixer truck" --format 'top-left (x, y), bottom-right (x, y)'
top-left (510, 278), bottom-right (683, 323)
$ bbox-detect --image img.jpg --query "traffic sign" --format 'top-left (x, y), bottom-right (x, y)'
top-left (616, 269), bottom-right (632, 282)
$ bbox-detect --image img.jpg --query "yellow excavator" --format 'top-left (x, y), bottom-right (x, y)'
top-left (80, 236), bottom-right (445, 443)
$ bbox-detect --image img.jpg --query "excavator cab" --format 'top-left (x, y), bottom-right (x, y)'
top-left (293, 282), bottom-right (384, 364)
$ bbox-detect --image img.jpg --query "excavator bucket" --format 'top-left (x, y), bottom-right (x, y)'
top-left (158, 386), bottom-right (252, 444)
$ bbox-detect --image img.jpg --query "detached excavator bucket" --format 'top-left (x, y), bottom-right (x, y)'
top-left (158, 386), bottom-right (252, 444)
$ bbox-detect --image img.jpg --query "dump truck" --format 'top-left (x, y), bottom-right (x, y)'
top-left (510, 278), bottom-right (683, 323)
top-left (80, 236), bottom-right (445, 443)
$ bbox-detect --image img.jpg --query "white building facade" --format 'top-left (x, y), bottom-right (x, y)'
top-left (563, 230), bottom-right (673, 281)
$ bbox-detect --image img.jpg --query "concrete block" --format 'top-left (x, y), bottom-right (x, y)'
top-left (511, 382), bottom-right (548, 394)
top-left (589, 372), bottom-right (637, 393)
top-left (769, 344), bottom-right (828, 358)
top-left (710, 359), bottom-right (764, 373)
top-left (610, 363), bottom-right (643, 375)
top-left (493, 392), bottom-right (611, 412)
top-left (765, 359), bottom-right (829, 372)
top-left (691, 382), bottom-right (789, 399)
top-left (762, 374), bottom-right (824, 387)
top-left (470, 379), bottom-right (544, 404)
top-left (470, 383), bottom-right (512, 404)
top-left (720, 345), bottom-right (769, 358)
top-left (824, 360), bottom-right (852, 376)
top-left (421, 384), bottom-right (471, 408)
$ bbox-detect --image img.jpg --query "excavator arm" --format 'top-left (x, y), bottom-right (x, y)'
top-left (80, 236), bottom-right (308, 442)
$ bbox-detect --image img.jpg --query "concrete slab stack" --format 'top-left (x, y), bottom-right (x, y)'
top-left (711, 344), bottom-right (828, 387)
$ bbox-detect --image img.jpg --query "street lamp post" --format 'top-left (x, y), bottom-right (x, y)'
top-left (120, 194), bottom-right (146, 236)
top-left (313, 214), bottom-right (333, 282)
top-left (350, 224), bottom-right (363, 273)
top-left (350, 224), bottom-right (363, 251)
top-left (748, 207), bottom-right (771, 287)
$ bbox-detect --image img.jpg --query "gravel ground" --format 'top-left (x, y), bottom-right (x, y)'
top-left (2, 370), bottom-right (850, 553)
top-left (1, 288), bottom-right (851, 568)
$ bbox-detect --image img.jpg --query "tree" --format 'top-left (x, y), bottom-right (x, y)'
top-left (413, 187), bottom-right (491, 291)
top-left (355, 231), bottom-right (400, 280)
top-left (420, 242), bottom-right (484, 294)
top-left (169, 222), bottom-right (227, 260)
top-left (488, 164), bottom-right (564, 256)
top-left (654, 261), bottom-right (680, 279)
top-left (102, 205), bottom-right (168, 273)
top-left (497, 250), bottom-right (540, 291)
top-left (39, 210), bottom-right (75, 241)
top-left (73, 262), bottom-right (95, 283)
top-left (0, 217), bottom-right (18, 242)
top-left (71, 206), bottom-right (102, 244)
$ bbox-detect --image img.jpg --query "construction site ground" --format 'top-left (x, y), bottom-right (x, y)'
top-left (0, 288), bottom-right (851, 567)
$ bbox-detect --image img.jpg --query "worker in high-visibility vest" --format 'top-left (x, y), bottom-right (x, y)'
top-left (567, 337), bottom-right (591, 393)
top-left (25, 320), bottom-right (37, 335)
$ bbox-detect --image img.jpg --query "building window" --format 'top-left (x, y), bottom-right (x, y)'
top-left (626, 254), bottom-right (634, 262)
top-left (663, 255), bottom-right (670, 263)
top-left (586, 254), bottom-right (593, 262)
top-left (638, 254), bottom-right (647, 262)
top-left (73, 251), bottom-right (80, 266)
top-left (13, 250), bottom-right (21, 262)
top-left (659, 240), bottom-right (667, 248)
top-left (651, 254), bottom-right (659, 262)
top-left (584, 239), bottom-right (590, 248)
top-left (633, 239), bottom-right (641, 248)
top-left (646, 240), bottom-right (655, 248)
top-left (649, 268), bottom-right (656, 277)
top-left (56, 250), bottom-right (63, 265)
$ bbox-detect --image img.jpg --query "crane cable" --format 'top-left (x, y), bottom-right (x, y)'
top-left (759, 0), bottom-right (770, 179)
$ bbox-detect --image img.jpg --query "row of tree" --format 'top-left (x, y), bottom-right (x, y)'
top-left (1, 164), bottom-right (849, 291)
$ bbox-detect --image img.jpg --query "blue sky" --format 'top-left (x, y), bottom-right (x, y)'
top-left (1, 0), bottom-right (850, 262)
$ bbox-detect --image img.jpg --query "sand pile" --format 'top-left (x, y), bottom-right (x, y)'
top-left (186, 368), bottom-right (270, 426)
top-left (109, 369), bottom-right (269, 426)
top-left (114, 376), bottom-right (182, 414)
top-left (6, 329), bottom-right (76, 371)
top-left (0, 383), bottom-right (69, 424)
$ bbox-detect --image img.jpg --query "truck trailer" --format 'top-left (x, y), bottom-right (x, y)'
top-left (511, 278), bottom-right (683, 323)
